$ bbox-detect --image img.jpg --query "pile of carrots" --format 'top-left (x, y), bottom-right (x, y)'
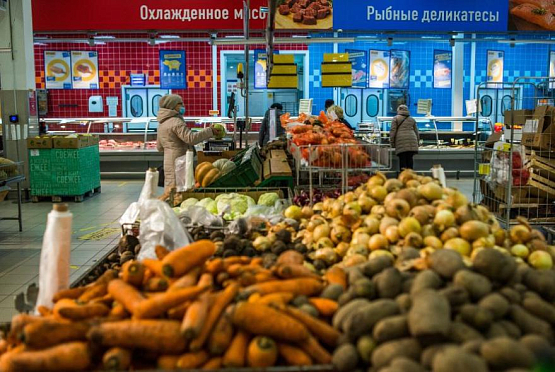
top-left (0, 241), bottom-right (343, 371)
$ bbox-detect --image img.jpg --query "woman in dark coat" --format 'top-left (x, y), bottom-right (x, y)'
top-left (390, 105), bottom-right (419, 170)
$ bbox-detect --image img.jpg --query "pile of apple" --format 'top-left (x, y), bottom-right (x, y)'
top-left (282, 170), bottom-right (554, 271)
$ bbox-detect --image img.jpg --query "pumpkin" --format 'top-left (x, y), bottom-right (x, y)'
top-left (195, 162), bottom-right (221, 187)
top-left (195, 162), bottom-right (213, 181)
top-left (213, 159), bottom-right (236, 175)
top-left (201, 168), bottom-right (221, 187)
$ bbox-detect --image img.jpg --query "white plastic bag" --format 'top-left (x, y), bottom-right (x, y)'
top-left (175, 151), bottom-right (195, 192)
top-left (120, 168), bottom-right (159, 226)
top-left (137, 199), bottom-right (192, 261)
top-left (36, 204), bottom-right (72, 313)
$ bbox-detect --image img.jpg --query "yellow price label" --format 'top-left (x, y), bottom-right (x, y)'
top-left (501, 143), bottom-right (511, 152)
top-left (479, 163), bottom-right (491, 175)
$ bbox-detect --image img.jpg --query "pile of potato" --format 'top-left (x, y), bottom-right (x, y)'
top-left (286, 169), bottom-right (555, 271)
top-left (0, 243), bottom-right (338, 371)
top-left (328, 248), bottom-right (555, 372)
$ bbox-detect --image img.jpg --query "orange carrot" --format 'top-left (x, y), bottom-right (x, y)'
top-left (91, 293), bottom-right (114, 307)
top-left (222, 330), bottom-right (250, 367)
top-left (202, 356), bottom-right (223, 370)
top-left (108, 303), bottom-right (128, 320)
top-left (0, 342), bottom-right (90, 372)
top-left (323, 266), bottom-right (347, 289)
top-left (216, 272), bottom-right (230, 286)
top-left (121, 260), bottom-right (145, 287)
top-left (278, 343), bottom-right (312, 366)
top-left (230, 302), bottom-right (309, 343)
top-left (53, 299), bottom-right (109, 320)
top-left (36, 305), bottom-right (52, 317)
top-left (197, 273), bottom-right (214, 288)
top-left (167, 301), bottom-right (191, 320)
top-left (250, 257), bottom-right (263, 267)
top-left (77, 283), bottom-right (108, 303)
top-left (102, 347), bottom-right (132, 371)
top-left (277, 250), bottom-right (304, 266)
top-left (95, 269), bottom-right (119, 286)
top-left (142, 259), bottom-right (165, 277)
top-left (257, 292), bottom-right (295, 307)
top-left (182, 294), bottom-right (211, 340)
top-left (88, 320), bottom-right (187, 354)
top-left (238, 272), bottom-right (256, 287)
top-left (205, 258), bottom-right (224, 274)
top-left (176, 350), bottom-right (210, 369)
top-left (107, 279), bottom-right (145, 314)
top-left (208, 314), bottom-right (234, 355)
top-left (155, 245), bottom-right (170, 260)
top-left (223, 256), bottom-right (251, 268)
top-left (143, 277), bottom-right (169, 292)
top-left (248, 293), bottom-right (262, 303)
top-left (157, 355), bottom-right (179, 370)
top-left (190, 282), bottom-right (240, 351)
top-left (247, 336), bottom-right (278, 368)
top-left (254, 271), bottom-right (274, 283)
top-left (299, 336), bottom-right (332, 364)
top-left (162, 240), bottom-right (216, 278)
top-left (227, 264), bottom-right (248, 277)
top-left (22, 319), bottom-right (89, 349)
top-left (283, 306), bottom-right (340, 347)
top-left (168, 267), bottom-right (201, 292)
top-left (244, 278), bottom-right (323, 297)
top-left (52, 287), bottom-right (87, 303)
top-left (133, 285), bottom-right (207, 319)
top-left (8, 314), bottom-right (43, 343)
top-left (276, 264), bottom-right (319, 280)
top-left (308, 298), bottom-right (339, 317)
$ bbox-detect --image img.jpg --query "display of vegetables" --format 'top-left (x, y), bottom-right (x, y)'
top-left (0, 243), bottom-right (338, 371)
top-left (294, 188), bottom-right (342, 207)
top-left (195, 162), bottom-right (222, 188)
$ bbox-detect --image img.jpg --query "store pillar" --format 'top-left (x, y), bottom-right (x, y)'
top-left (0, 0), bottom-right (37, 189)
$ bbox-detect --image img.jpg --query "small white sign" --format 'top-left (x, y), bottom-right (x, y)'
top-left (523, 119), bottom-right (538, 134)
top-left (466, 99), bottom-right (478, 116)
top-left (30, 149), bottom-right (40, 157)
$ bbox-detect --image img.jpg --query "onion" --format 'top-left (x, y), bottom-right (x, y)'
top-left (434, 209), bottom-right (456, 232)
top-left (459, 220), bottom-right (490, 241)
top-left (509, 225), bottom-right (531, 244)
top-left (399, 169), bottom-right (416, 185)
top-left (440, 227), bottom-right (459, 242)
top-left (384, 179), bottom-right (403, 193)
top-left (307, 218), bottom-right (324, 232)
top-left (313, 223), bottom-right (330, 241)
top-left (380, 216), bottom-right (399, 235)
top-left (371, 205), bottom-right (385, 217)
top-left (420, 176), bottom-right (433, 184)
top-left (331, 225), bottom-right (352, 244)
top-left (351, 232), bottom-right (371, 248)
top-left (455, 204), bottom-right (482, 225)
top-left (418, 182), bottom-right (444, 201)
top-left (301, 206), bottom-right (314, 219)
top-left (342, 202), bottom-right (362, 225)
top-left (528, 251), bottom-right (554, 270)
top-left (322, 198), bottom-right (334, 212)
top-left (476, 205), bottom-right (491, 222)
top-left (434, 201), bottom-right (454, 212)
top-left (368, 234), bottom-right (389, 251)
top-left (358, 195), bottom-right (376, 214)
top-left (369, 185), bottom-right (388, 202)
top-left (472, 235), bottom-right (495, 249)
top-left (446, 189), bottom-right (468, 209)
top-left (404, 232), bottom-right (423, 248)
top-left (347, 245), bottom-right (369, 257)
top-left (444, 238), bottom-right (472, 256)
top-left (398, 217), bottom-right (422, 238)
top-left (493, 246), bottom-right (511, 256)
top-left (396, 188), bottom-right (419, 208)
top-left (385, 199), bottom-right (411, 219)
top-left (354, 185), bottom-right (367, 198)
top-left (406, 180), bottom-right (421, 189)
top-left (492, 226), bottom-right (506, 246)
top-left (330, 200), bottom-right (346, 218)
top-left (511, 244), bottom-right (530, 258)
top-left (314, 247), bottom-right (339, 265)
top-left (363, 216), bottom-right (380, 235)
top-left (385, 225), bottom-right (400, 244)
top-left (420, 247), bottom-right (436, 258)
top-left (528, 239), bottom-right (548, 252)
top-left (368, 174), bottom-right (385, 186)
top-left (384, 192), bottom-right (397, 205)
top-left (316, 237), bottom-right (334, 250)
top-left (421, 224), bottom-right (436, 238)
top-left (530, 230), bottom-right (547, 242)
top-left (409, 206), bottom-right (432, 225)
top-left (424, 236), bottom-right (443, 249)
top-left (344, 192), bottom-right (356, 203)
top-left (368, 249), bottom-right (394, 261)
top-left (343, 254), bottom-right (367, 267)
top-left (334, 242), bottom-right (350, 257)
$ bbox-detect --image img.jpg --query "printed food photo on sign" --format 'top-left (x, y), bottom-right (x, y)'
top-left (369, 50), bottom-right (390, 89)
top-left (70, 51), bottom-right (99, 89)
top-left (389, 50), bottom-right (410, 89)
top-left (276, 0), bottom-right (333, 29)
top-left (44, 51), bottom-right (72, 89)
top-left (509, 0), bottom-right (555, 30)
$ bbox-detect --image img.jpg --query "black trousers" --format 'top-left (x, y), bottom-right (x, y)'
top-left (398, 151), bottom-right (416, 170)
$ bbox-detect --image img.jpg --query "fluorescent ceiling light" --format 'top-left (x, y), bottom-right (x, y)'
top-left (159, 35), bottom-right (180, 39)
top-left (94, 35), bottom-right (115, 39)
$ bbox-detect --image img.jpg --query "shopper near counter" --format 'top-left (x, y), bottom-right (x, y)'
top-left (325, 99), bottom-right (335, 111)
top-left (156, 94), bottom-right (222, 188)
top-left (330, 105), bottom-right (355, 131)
top-left (390, 104), bottom-right (419, 170)
top-left (259, 103), bottom-right (285, 146)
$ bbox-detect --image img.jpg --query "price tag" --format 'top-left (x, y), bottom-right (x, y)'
top-left (30, 149), bottom-right (39, 157)
top-left (479, 163), bottom-right (491, 175)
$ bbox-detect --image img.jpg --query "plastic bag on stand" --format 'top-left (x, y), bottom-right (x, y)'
top-left (137, 199), bottom-right (192, 261)
top-left (175, 154), bottom-right (187, 193)
top-left (178, 206), bottom-right (225, 228)
top-left (120, 168), bottom-right (159, 226)
top-left (35, 204), bottom-right (72, 313)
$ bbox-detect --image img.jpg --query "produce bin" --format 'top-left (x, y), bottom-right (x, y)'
top-left (209, 145), bottom-right (263, 188)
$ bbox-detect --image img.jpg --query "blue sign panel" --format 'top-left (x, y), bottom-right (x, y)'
top-left (345, 49), bottom-right (368, 88)
top-left (160, 50), bottom-right (187, 89)
top-left (333, 0), bottom-right (508, 32)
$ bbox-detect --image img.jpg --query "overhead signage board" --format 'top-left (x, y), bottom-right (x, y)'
top-left (160, 51), bottom-right (187, 89)
top-left (333, 0), bottom-right (508, 32)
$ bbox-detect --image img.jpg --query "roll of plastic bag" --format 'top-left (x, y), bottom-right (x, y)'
top-left (175, 154), bottom-right (188, 193)
top-left (137, 199), bottom-right (192, 261)
top-left (432, 165), bottom-right (447, 188)
top-left (120, 168), bottom-right (159, 226)
top-left (185, 151), bottom-right (195, 191)
top-left (35, 204), bottom-right (72, 313)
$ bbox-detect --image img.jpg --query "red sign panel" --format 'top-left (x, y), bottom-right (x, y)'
top-left (32, 0), bottom-right (268, 32)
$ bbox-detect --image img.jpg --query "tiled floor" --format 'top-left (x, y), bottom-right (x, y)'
top-left (0, 177), bottom-right (475, 323)
top-left (0, 180), bottom-right (148, 323)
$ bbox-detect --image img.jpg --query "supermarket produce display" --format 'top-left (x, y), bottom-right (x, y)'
top-left (1, 170), bottom-right (555, 371)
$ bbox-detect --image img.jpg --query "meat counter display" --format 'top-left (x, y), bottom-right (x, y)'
top-left (41, 117), bottom-right (264, 178)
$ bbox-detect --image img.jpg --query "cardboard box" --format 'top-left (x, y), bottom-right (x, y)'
top-left (521, 105), bottom-right (555, 151)
top-left (197, 150), bottom-right (239, 164)
top-left (263, 158), bottom-right (292, 179)
top-left (27, 137), bottom-right (52, 149)
top-left (86, 135), bottom-right (100, 146)
top-left (52, 136), bottom-right (89, 149)
top-left (270, 150), bottom-right (288, 160)
top-left (504, 109), bottom-right (533, 128)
